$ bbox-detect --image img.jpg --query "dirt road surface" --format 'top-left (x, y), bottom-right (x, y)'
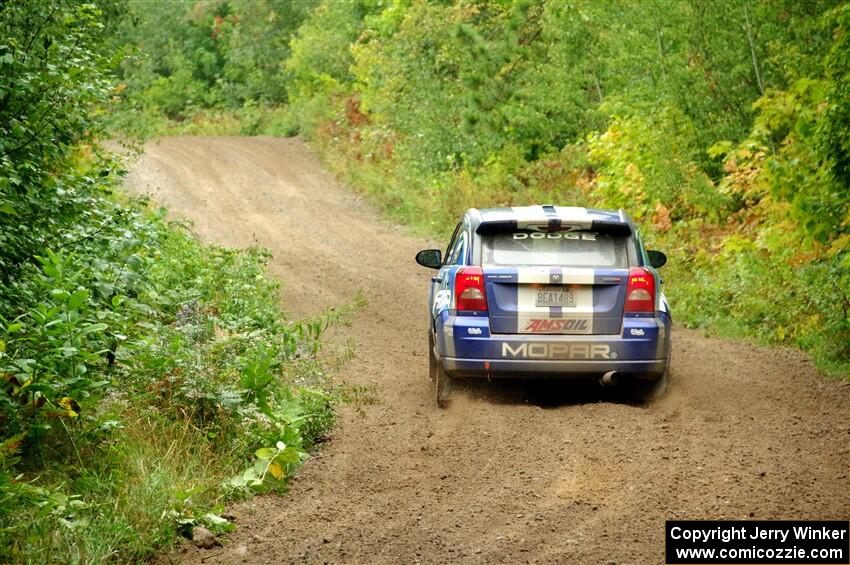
top-left (127, 137), bottom-right (850, 565)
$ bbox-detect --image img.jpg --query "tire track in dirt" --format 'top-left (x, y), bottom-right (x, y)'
top-left (126, 137), bottom-right (850, 565)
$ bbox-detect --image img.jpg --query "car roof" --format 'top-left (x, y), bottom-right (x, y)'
top-left (466, 205), bottom-right (633, 235)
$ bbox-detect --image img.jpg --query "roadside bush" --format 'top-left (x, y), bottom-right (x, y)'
top-left (0, 190), bottom-right (339, 563)
top-left (1, 2), bottom-right (345, 562)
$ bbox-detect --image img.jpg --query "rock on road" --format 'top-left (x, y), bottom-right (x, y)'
top-left (126, 137), bottom-right (850, 565)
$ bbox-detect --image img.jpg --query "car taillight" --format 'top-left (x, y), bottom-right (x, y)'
top-left (625, 267), bottom-right (656, 313)
top-left (455, 267), bottom-right (488, 312)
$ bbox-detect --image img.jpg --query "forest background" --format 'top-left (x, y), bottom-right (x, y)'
top-left (114, 0), bottom-right (850, 374)
top-left (1, 0), bottom-right (849, 563)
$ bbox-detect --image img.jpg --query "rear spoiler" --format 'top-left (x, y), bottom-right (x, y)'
top-left (476, 218), bottom-right (632, 236)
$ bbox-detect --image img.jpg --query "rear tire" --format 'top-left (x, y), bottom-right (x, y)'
top-left (429, 331), bottom-right (452, 408)
top-left (428, 332), bottom-right (437, 382)
top-left (435, 363), bottom-right (452, 408)
top-left (632, 365), bottom-right (668, 403)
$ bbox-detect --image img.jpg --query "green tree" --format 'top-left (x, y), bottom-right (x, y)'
top-left (0, 0), bottom-right (118, 278)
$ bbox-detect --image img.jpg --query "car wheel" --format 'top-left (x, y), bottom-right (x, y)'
top-left (435, 361), bottom-right (452, 409)
top-left (428, 331), bottom-right (436, 382)
top-left (430, 332), bottom-right (452, 408)
top-left (632, 365), bottom-right (668, 403)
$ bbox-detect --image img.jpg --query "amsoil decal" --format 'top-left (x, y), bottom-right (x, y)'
top-left (501, 342), bottom-right (615, 360)
top-left (523, 319), bottom-right (589, 332)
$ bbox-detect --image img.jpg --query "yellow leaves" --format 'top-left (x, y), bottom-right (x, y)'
top-left (58, 397), bottom-right (81, 417)
top-left (718, 145), bottom-right (768, 200)
top-left (652, 202), bottom-right (672, 233)
top-left (620, 162), bottom-right (646, 196)
top-left (721, 234), bottom-right (756, 255)
top-left (828, 233), bottom-right (850, 256)
top-left (777, 312), bottom-right (821, 343)
top-left (267, 462), bottom-right (284, 480)
top-left (4, 372), bottom-right (30, 394)
top-left (623, 162), bottom-right (642, 184)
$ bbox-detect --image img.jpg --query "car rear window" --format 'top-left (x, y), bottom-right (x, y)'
top-left (482, 231), bottom-right (628, 268)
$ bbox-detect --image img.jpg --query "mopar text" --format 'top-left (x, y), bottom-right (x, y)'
top-left (502, 342), bottom-right (613, 359)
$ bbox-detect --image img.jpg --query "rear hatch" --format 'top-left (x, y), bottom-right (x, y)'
top-left (481, 228), bottom-right (630, 335)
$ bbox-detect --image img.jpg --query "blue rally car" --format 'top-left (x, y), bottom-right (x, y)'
top-left (415, 205), bottom-right (671, 407)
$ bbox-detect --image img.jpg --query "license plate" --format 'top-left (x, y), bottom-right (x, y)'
top-left (535, 287), bottom-right (576, 307)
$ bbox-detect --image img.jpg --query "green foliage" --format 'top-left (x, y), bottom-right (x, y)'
top-left (0, 196), bottom-right (341, 563)
top-left (0, 2), bottom-right (344, 563)
top-left (287, 0), bottom-right (377, 100)
top-left (817, 4), bottom-right (850, 194)
top-left (746, 78), bottom-right (844, 241)
top-left (664, 223), bottom-right (850, 371)
top-left (110, 0), bottom-right (316, 121)
top-left (587, 108), bottom-right (729, 222)
top-left (0, 1), bottom-right (117, 277)
top-left (282, 0), bottom-right (848, 376)
top-left (352, 2), bottom-right (483, 173)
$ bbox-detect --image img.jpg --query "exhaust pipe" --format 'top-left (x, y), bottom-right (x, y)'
top-left (599, 371), bottom-right (618, 386)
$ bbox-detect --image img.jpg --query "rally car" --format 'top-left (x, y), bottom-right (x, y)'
top-left (415, 205), bottom-right (671, 407)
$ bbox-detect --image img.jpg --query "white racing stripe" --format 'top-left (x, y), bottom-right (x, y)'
top-left (510, 205), bottom-right (550, 228)
top-left (516, 267), bottom-right (596, 284)
top-left (553, 206), bottom-right (595, 227)
top-left (508, 206), bottom-right (597, 230)
top-left (516, 267), bottom-right (594, 334)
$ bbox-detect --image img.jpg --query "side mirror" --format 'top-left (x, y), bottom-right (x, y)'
top-left (415, 249), bottom-right (442, 269)
top-left (647, 250), bottom-right (667, 269)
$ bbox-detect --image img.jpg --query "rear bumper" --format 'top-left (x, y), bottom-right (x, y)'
top-left (435, 310), bottom-right (671, 380)
top-left (442, 357), bottom-right (666, 380)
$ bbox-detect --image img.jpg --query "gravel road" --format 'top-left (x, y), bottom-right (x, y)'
top-left (127, 136), bottom-right (850, 565)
